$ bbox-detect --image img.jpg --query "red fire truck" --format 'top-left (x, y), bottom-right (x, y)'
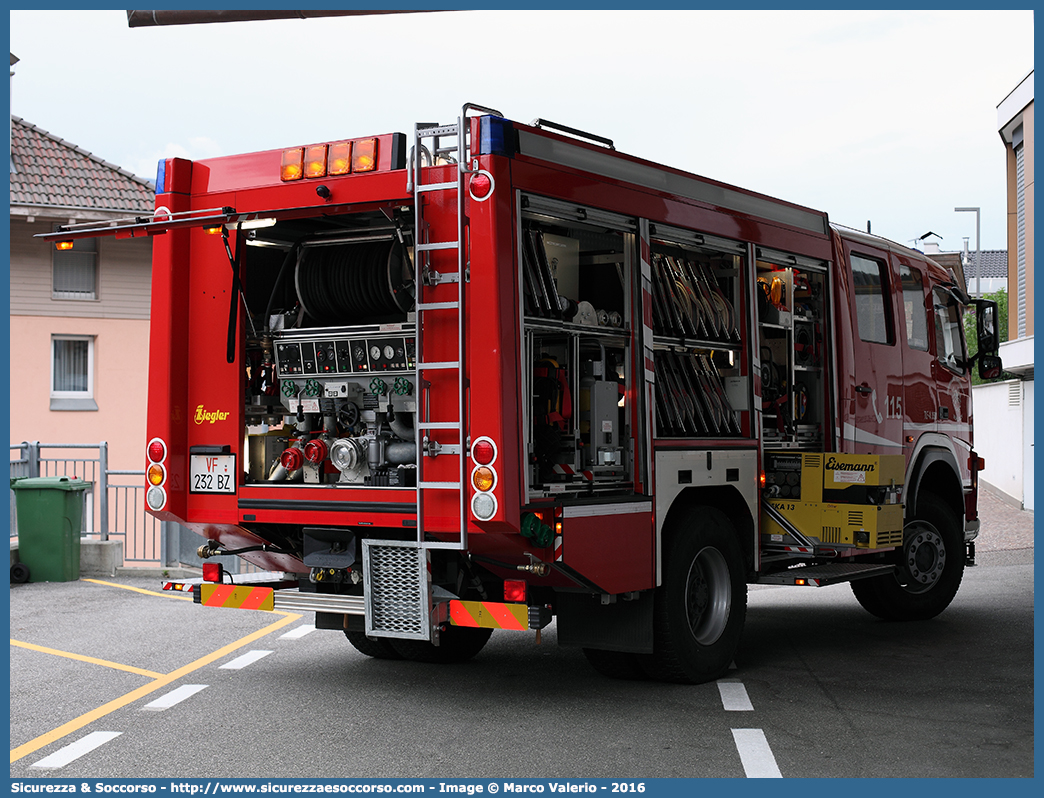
top-left (43, 103), bottom-right (1002, 683)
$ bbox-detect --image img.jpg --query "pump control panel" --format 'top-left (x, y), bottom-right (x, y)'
top-left (274, 332), bottom-right (416, 377)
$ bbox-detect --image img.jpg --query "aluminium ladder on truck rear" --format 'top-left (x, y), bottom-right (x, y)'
top-left (362, 104), bottom-right (502, 642)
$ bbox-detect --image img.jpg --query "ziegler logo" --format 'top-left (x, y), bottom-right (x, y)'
top-left (194, 405), bottom-right (230, 425)
top-left (825, 456), bottom-right (875, 473)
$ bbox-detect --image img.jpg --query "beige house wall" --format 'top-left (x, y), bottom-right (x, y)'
top-left (9, 216), bottom-right (153, 473)
top-left (10, 217), bottom-right (151, 319)
top-left (9, 315), bottom-right (151, 473)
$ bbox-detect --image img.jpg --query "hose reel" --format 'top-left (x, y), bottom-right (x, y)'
top-left (295, 239), bottom-right (414, 324)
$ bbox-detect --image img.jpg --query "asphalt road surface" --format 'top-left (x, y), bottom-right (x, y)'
top-left (8, 512), bottom-right (1033, 780)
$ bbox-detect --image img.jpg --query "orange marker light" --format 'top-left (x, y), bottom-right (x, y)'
top-left (55, 240), bottom-right (74, 251)
top-left (304, 144), bottom-right (327, 179)
top-left (203, 225), bottom-right (224, 236)
top-left (281, 147), bottom-right (305, 181)
top-left (147, 463), bottom-right (165, 486)
top-left (352, 138), bottom-right (378, 172)
top-left (472, 466), bottom-right (495, 492)
top-left (328, 142), bottom-right (352, 175)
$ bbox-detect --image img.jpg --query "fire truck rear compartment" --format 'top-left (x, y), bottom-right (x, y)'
top-left (240, 209), bottom-right (420, 491)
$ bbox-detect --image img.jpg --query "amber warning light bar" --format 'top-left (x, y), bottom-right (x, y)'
top-left (282, 138), bottom-right (379, 181)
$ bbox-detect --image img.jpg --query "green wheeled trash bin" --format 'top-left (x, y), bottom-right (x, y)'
top-left (11, 476), bottom-right (91, 582)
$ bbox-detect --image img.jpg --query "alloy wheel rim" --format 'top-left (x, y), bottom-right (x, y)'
top-left (684, 546), bottom-right (731, 645)
top-left (901, 521), bottom-right (946, 593)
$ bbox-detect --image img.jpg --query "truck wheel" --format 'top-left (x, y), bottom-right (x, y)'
top-left (640, 506), bottom-right (747, 683)
top-left (344, 630), bottom-right (403, 660)
top-left (389, 626), bottom-right (493, 664)
top-left (851, 492), bottom-right (964, 621)
top-left (582, 648), bottom-right (645, 680)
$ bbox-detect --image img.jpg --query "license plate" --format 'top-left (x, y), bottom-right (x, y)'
top-left (190, 454), bottom-right (236, 493)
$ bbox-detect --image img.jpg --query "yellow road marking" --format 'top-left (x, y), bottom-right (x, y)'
top-left (83, 578), bottom-right (192, 600)
top-left (10, 640), bottom-right (164, 679)
top-left (9, 610), bottom-right (302, 764)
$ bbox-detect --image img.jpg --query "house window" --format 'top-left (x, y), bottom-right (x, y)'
top-left (850, 253), bottom-right (894, 345)
top-left (50, 335), bottom-right (98, 411)
top-left (52, 231), bottom-right (98, 300)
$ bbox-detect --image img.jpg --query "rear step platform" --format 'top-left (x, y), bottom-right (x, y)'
top-left (758, 562), bottom-right (895, 587)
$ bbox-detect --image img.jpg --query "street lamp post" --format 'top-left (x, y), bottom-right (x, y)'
top-left (955, 207), bottom-right (981, 297)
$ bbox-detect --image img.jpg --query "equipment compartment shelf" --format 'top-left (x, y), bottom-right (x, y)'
top-left (653, 335), bottom-right (741, 352)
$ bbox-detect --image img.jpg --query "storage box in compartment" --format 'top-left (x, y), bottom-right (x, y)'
top-left (756, 265), bottom-right (793, 328)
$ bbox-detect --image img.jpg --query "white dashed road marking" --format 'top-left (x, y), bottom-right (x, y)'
top-left (219, 650), bottom-right (273, 670)
top-left (280, 624), bottom-right (317, 640)
top-left (31, 731), bottom-right (122, 769)
top-left (732, 728), bottom-right (783, 778)
top-left (717, 680), bottom-right (755, 711)
top-left (142, 684), bottom-right (209, 711)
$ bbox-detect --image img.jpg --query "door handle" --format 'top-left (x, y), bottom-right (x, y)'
top-left (855, 385), bottom-right (873, 395)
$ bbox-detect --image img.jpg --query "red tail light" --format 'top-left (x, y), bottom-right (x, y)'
top-left (504, 580), bottom-right (526, 603)
top-left (472, 437), bottom-right (496, 465)
top-left (202, 562), bottom-right (222, 583)
top-left (147, 438), bottom-right (166, 463)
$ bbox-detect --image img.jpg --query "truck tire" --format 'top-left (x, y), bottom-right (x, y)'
top-left (344, 630), bottom-right (403, 660)
top-left (389, 626), bottom-right (493, 664)
top-left (582, 648), bottom-right (645, 680)
top-left (851, 492), bottom-right (964, 621)
top-left (639, 506), bottom-right (747, 684)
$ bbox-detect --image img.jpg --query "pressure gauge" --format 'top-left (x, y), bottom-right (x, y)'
top-left (370, 346), bottom-right (381, 360)
top-left (383, 345), bottom-right (395, 359)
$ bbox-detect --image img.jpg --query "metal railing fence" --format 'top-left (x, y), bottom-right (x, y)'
top-left (10, 441), bottom-right (257, 573)
top-left (9, 441), bottom-right (160, 564)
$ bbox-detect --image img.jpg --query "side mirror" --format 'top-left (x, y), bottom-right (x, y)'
top-left (979, 354), bottom-right (1003, 381)
top-left (973, 300), bottom-right (1000, 357)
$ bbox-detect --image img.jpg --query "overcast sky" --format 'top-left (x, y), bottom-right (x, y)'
top-left (9, 8), bottom-right (1033, 251)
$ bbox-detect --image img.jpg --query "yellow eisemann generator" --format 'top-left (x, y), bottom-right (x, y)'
top-left (762, 452), bottom-right (905, 551)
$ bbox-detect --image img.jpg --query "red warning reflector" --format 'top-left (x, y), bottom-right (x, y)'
top-left (504, 579), bottom-right (526, 603)
top-left (469, 172), bottom-right (492, 200)
top-left (202, 562), bottom-right (222, 583)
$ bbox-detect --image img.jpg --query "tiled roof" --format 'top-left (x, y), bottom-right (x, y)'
top-left (9, 115), bottom-right (154, 214)
top-left (940, 249), bottom-right (1009, 279)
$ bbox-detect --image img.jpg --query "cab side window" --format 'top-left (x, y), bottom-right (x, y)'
top-left (900, 265), bottom-right (929, 351)
top-left (850, 253), bottom-right (894, 345)
top-left (933, 288), bottom-right (966, 373)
